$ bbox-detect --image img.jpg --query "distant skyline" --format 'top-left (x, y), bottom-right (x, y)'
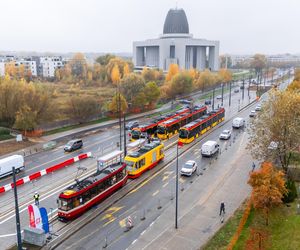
top-left (0, 0), bottom-right (299, 55)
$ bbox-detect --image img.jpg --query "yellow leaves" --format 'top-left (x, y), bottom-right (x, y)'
top-left (218, 68), bottom-right (232, 83)
top-left (166, 63), bottom-right (179, 81)
top-left (111, 64), bottom-right (120, 84)
top-left (123, 63), bottom-right (130, 76)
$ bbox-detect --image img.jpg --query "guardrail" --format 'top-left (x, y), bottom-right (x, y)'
top-left (0, 152), bottom-right (92, 194)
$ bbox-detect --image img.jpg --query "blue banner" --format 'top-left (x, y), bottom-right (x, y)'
top-left (39, 207), bottom-right (49, 233)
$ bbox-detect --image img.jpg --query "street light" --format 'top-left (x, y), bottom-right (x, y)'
top-left (221, 83), bottom-right (224, 107)
top-left (175, 141), bottom-right (183, 229)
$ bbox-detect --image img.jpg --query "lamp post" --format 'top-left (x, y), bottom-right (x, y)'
top-left (212, 87), bottom-right (215, 110)
top-left (175, 141), bottom-right (183, 229)
top-left (242, 78), bottom-right (245, 100)
top-left (229, 81), bottom-right (232, 107)
top-left (221, 83), bottom-right (224, 106)
top-left (118, 86), bottom-right (122, 151)
top-left (13, 167), bottom-right (22, 250)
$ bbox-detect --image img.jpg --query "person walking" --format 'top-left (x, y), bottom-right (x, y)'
top-left (252, 162), bottom-right (256, 172)
top-left (219, 202), bottom-right (225, 216)
top-left (34, 192), bottom-right (40, 206)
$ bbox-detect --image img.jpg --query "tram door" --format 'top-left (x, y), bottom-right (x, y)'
top-left (152, 151), bottom-right (157, 163)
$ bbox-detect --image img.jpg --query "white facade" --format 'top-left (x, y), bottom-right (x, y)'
top-left (40, 56), bottom-right (64, 77)
top-left (15, 60), bottom-right (37, 76)
top-left (133, 8), bottom-right (219, 71)
top-left (0, 62), bottom-right (5, 77)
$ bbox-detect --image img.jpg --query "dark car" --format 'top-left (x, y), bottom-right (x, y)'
top-left (234, 89), bottom-right (239, 93)
top-left (204, 99), bottom-right (211, 105)
top-left (125, 121), bottom-right (139, 130)
top-left (64, 139), bottom-right (83, 152)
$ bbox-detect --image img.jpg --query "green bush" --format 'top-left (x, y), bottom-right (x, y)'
top-left (282, 180), bottom-right (298, 203)
top-left (0, 127), bottom-right (10, 135)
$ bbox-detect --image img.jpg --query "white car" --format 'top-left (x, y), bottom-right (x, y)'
top-left (255, 105), bottom-right (262, 111)
top-left (216, 95), bottom-right (222, 99)
top-left (219, 129), bottom-right (231, 140)
top-left (180, 160), bottom-right (197, 176)
top-left (249, 110), bottom-right (256, 117)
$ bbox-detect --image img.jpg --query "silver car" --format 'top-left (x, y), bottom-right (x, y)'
top-left (219, 129), bottom-right (231, 140)
top-left (180, 160), bottom-right (198, 176)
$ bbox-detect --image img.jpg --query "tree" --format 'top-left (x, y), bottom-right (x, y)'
top-left (247, 90), bottom-right (300, 173)
top-left (13, 105), bottom-right (37, 132)
top-left (120, 73), bottom-right (145, 104)
top-left (111, 64), bottom-right (120, 85)
top-left (68, 53), bottom-right (88, 79)
top-left (251, 54), bottom-right (267, 76)
top-left (144, 81), bottom-right (160, 106)
top-left (105, 57), bottom-right (128, 83)
top-left (166, 64), bottom-right (179, 81)
top-left (194, 69), bottom-right (215, 91)
top-left (248, 162), bottom-right (287, 226)
top-left (132, 92), bottom-right (147, 109)
top-left (141, 67), bottom-right (156, 82)
top-left (96, 54), bottom-right (116, 66)
top-left (68, 96), bottom-right (101, 123)
top-left (218, 68), bottom-right (232, 83)
top-left (168, 72), bottom-right (193, 98)
top-left (287, 80), bottom-right (300, 92)
top-left (109, 94), bottom-right (128, 113)
top-left (123, 63), bottom-right (130, 76)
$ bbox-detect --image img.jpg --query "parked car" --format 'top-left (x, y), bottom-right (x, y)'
top-left (180, 160), bottom-right (197, 176)
top-left (234, 89), bottom-right (239, 93)
top-left (179, 99), bottom-right (192, 105)
top-left (249, 110), bottom-right (256, 117)
top-left (255, 105), bottom-right (262, 111)
top-left (64, 139), bottom-right (83, 152)
top-left (201, 141), bottom-right (219, 157)
top-left (204, 99), bottom-right (211, 105)
top-left (232, 117), bottom-right (245, 128)
top-left (216, 95), bottom-right (222, 99)
top-left (125, 121), bottom-right (139, 130)
top-left (219, 129), bottom-right (231, 140)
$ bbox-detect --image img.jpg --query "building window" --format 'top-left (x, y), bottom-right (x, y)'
top-left (170, 45), bottom-right (175, 58)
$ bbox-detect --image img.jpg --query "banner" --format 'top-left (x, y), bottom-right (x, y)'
top-left (39, 207), bottom-right (49, 233)
top-left (27, 204), bottom-right (43, 230)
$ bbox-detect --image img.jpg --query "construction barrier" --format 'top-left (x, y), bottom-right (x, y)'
top-left (0, 152), bottom-right (92, 194)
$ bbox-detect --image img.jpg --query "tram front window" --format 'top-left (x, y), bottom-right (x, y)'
top-left (157, 126), bottom-right (165, 134)
top-left (131, 130), bottom-right (141, 139)
top-left (125, 160), bottom-right (135, 171)
top-left (179, 129), bottom-right (188, 138)
top-left (58, 198), bottom-right (71, 211)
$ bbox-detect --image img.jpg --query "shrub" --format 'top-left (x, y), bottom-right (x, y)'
top-left (0, 127), bottom-right (10, 135)
top-left (282, 180), bottom-right (298, 203)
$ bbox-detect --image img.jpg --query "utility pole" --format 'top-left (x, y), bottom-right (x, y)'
top-left (242, 78), bottom-right (245, 100)
top-left (123, 112), bottom-right (127, 157)
top-left (175, 142), bottom-right (180, 229)
top-left (221, 83), bottom-right (224, 106)
top-left (118, 86), bottom-right (122, 151)
top-left (13, 167), bottom-right (22, 250)
top-left (229, 81), bottom-right (232, 107)
top-left (212, 87), bottom-right (215, 110)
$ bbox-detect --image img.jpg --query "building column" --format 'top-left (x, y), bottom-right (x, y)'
top-left (208, 43), bottom-right (219, 71)
top-left (135, 47), bottom-right (145, 66)
top-left (196, 46), bottom-right (206, 70)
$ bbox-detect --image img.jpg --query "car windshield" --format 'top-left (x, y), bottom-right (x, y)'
top-left (184, 162), bottom-right (193, 169)
top-left (66, 141), bottom-right (73, 146)
top-left (157, 126), bottom-right (165, 134)
top-left (222, 130), bottom-right (229, 134)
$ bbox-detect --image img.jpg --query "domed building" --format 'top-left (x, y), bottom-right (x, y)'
top-left (133, 8), bottom-right (219, 71)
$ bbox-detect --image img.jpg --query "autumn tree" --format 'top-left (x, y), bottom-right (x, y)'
top-left (68, 96), bottom-right (102, 123)
top-left (96, 54), bottom-right (116, 66)
top-left (120, 73), bottom-right (145, 103)
top-left (123, 63), bottom-right (130, 76)
top-left (141, 67), bottom-right (156, 82)
top-left (106, 57), bottom-right (128, 83)
top-left (251, 54), bottom-right (267, 76)
top-left (218, 68), bottom-right (232, 83)
top-left (248, 162), bottom-right (287, 226)
top-left (166, 64), bottom-right (179, 81)
top-left (167, 72), bottom-right (193, 98)
top-left (194, 69), bottom-right (215, 91)
top-left (68, 53), bottom-right (88, 79)
top-left (14, 105), bottom-right (37, 132)
top-left (247, 90), bottom-right (300, 173)
top-left (109, 94), bottom-right (128, 113)
top-left (111, 64), bottom-right (121, 85)
top-left (144, 81), bottom-right (160, 106)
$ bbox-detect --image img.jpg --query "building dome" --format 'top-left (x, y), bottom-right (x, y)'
top-left (163, 8), bottom-right (189, 34)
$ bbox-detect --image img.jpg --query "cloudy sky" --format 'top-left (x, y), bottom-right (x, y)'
top-left (0, 0), bottom-right (299, 55)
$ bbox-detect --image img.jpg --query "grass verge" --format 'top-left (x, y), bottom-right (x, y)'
top-left (0, 134), bottom-right (14, 141)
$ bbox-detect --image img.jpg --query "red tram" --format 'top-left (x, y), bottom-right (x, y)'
top-left (57, 150), bottom-right (127, 221)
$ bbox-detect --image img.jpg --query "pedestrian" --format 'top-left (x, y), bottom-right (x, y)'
top-left (34, 192), bottom-right (40, 206)
top-left (219, 201), bottom-right (225, 216)
top-left (252, 162), bottom-right (256, 172)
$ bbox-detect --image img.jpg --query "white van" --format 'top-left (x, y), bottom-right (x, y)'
top-left (0, 155), bottom-right (25, 178)
top-left (232, 117), bottom-right (245, 129)
top-left (201, 141), bottom-right (219, 157)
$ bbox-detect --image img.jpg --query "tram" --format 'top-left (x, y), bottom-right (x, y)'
top-left (57, 150), bottom-right (127, 221)
top-left (130, 108), bottom-right (190, 141)
top-left (178, 108), bottom-right (225, 144)
top-left (157, 105), bottom-right (207, 140)
top-left (124, 140), bottom-right (164, 179)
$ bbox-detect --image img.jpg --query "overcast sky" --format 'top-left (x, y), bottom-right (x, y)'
top-left (0, 0), bottom-right (299, 55)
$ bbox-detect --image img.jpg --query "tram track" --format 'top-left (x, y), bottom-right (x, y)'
top-left (46, 99), bottom-right (257, 249)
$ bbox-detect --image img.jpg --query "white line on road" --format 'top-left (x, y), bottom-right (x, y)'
top-left (132, 239), bottom-right (137, 244)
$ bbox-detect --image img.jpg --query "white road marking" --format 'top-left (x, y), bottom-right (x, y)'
top-left (132, 239), bottom-right (137, 244)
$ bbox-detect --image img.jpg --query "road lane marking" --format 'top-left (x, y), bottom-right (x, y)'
top-left (103, 217), bottom-right (116, 227)
top-left (152, 190), bottom-right (159, 196)
top-left (162, 175), bottom-right (169, 181)
top-left (162, 182), bottom-right (169, 188)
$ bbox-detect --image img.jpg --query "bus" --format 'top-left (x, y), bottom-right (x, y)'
top-left (57, 150), bottom-right (127, 221)
top-left (124, 140), bottom-right (164, 179)
top-left (130, 108), bottom-right (190, 141)
top-left (157, 105), bottom-right (207, 140)
top-left (178, 108), bottom-right (225, 144)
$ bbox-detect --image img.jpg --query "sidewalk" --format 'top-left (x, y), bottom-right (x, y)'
top-left (129, 137), bottom-right (252, 250)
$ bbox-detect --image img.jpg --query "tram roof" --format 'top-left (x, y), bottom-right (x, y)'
top-left (61, 162), bottom-right (124, 195)
top-left (128, 141), bottom-right (161, 158)
top-left (98, 150), bottom-right (123, 162)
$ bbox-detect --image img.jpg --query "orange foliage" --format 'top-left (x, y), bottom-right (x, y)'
top-left (165, 63), bottom-right (179, 81)
top-left (245, 227), bottom-right (270, 250)
top-left (111, 64), bottom-right (120, 85)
